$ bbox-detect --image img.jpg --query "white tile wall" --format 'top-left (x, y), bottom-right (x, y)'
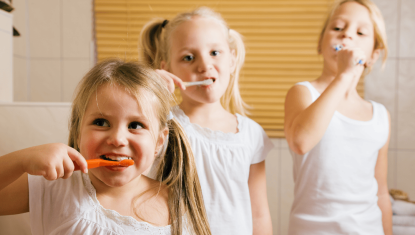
top-left (399, 0), bottom-right (415, 58)
top-left (0, 214), bottom-right (31, 235)
top-left (30, 59), bottom-right (61, 102)
top-left (12, 0), bottom-right (93, 103)
top-left (13, 57), bottom-right (28, 101)
top-left (27, 0), bottom-right (61, 59)
top-left (396, 151), bottom-right (415, 197)
top-left (62, 59), bottom-right (90, 102)
top-left (387, 150), bottom-right (397, 188)
top-left (374, 0), bottom-right (399, 58)
top-left (0, 10), bottom-right (13, 102)
top-left (62, 0), bottom-right (92, 58)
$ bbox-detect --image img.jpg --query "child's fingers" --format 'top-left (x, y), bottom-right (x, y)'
top-left (169, 73), bottom-right (186, 90)
top-left (62, 157), bottom-right (74, 179)
top-left (43, 168), bottom-right (58, 181)
top-left (156, 69), bottom-right (175, 92)
top-left (156, 69), bottom-right (186, 92)
top-left (67, 147), bottom-right (88, 174)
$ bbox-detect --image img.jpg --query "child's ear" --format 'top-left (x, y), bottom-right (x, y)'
top-left (230, 49), bottom-right (237, 72)
top-left (160, 61), bottom-right (168, 71)
top-left (155, 127), bottom-right (169, 155)
top-left (368, 48), bottom-right (381, 67)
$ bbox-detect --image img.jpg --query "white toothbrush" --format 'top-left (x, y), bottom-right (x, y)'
top-left (183, 79), bottom-right (214, 87)
top-left (333, 44), bottom-right (364, 65)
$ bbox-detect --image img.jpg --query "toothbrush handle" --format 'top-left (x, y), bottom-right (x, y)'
top-left (183, 81), bottom-right (202, 87)
top-left (73, 159), bottom-right (102, 171)
top-left (73, 159), bottom-right (134, 171)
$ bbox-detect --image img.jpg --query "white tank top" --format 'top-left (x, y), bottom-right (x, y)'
top-left (288, 81), bottom-right (389, 235)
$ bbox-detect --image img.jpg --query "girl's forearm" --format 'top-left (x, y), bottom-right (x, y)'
top-left (0, 150), bottom-right (26, 192)
top-left (252, 215), bottom-right (272, 235)
top-left (287, 75), bottom-right (351, 154)
top-left (378, 193), bottom-right (392, 235)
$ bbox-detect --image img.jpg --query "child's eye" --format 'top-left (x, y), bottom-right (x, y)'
top-left (128, 122), bottom-right (143, 130)
top-left (183, 55), bottom-right (194, 62)
top-left (93, 118), bottom-right (109, 127)
top-left (211, 50), bottom-right (220, 56)
top-left (334, 27), bottom-right (342, 31)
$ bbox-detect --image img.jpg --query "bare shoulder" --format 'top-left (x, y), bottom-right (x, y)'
top-left (285, 83), bottom-right (313, 114)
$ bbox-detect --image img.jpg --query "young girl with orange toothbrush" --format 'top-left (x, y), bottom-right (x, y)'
top-left (0, 59), bottom-right (211, 235)
top-left (284, 0), bottom-right (392, 234)
top-left (140, 7), bottom-right (274, 235)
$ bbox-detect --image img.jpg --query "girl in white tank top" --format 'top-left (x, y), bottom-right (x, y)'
top-left (284, 1), bottom-right (392, 234)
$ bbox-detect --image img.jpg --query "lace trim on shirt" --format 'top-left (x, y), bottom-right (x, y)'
top-left (81, 173), bottom-right (171, 234)
top-left (172, 106), bottom-right (243, 141)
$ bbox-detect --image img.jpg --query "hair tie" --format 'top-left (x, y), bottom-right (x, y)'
top-left (167, 111), bottom-right (174, 121)
top-left (161, 20), bottom-right (169, 28)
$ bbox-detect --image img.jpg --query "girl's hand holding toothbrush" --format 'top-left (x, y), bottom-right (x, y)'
top-left (21, 143), bottom-right (88, 180)
top-left (156, 69), bottom-right (186, 93)
top-left (335, 45), bottom-right (366, 81)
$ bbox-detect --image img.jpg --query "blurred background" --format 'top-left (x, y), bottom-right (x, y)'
top-left (0, 0), bottom-right (414, 234)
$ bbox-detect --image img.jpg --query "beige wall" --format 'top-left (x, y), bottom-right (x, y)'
top-left (1, 0), bottom-right (415, 235)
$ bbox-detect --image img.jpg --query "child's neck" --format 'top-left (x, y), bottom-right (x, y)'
top-left (179, 100), bottom-right (238, 133)
top-left (90, 173), bottom-right (170, 225)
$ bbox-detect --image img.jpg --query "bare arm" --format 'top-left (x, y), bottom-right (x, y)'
top-left (375, 111), bottom-right (392, 235)
top-left (248, 161), bottom-right (272, 235)
top-left (0, 143), bottom-right (87, 215)
top-left (284, 48), bottom-right (365, 155)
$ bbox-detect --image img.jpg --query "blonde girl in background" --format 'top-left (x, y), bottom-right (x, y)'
top-left (284, 0), bottom-right (392, 234)
top-left (140, 7), bottom-right (274, 235)
top-left (0, 59), bottom-right (211, 235)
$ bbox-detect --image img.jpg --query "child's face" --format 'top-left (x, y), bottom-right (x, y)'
top-left (78, 83), bottom-right (167, 187)
top-left (320, 2), bottom-right (377, 71)
top-left (166, 17), bottom-right (235, 104)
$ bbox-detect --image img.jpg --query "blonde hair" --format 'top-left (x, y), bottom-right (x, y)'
top-left (139, 7), bottom-right (249, 116)
top-left (319, 0), bottom-right (388, 69)
top-left (68, 59), bottom-right (211, 235)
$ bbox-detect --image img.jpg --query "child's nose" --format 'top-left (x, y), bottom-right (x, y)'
top-left (107, 128), bottom-right (128, 147)
top-left (341, 27), bottom-right (354, 40)
top-left (197, 55), bottom-right (213, 73)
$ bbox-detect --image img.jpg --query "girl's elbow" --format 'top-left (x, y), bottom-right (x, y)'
top-left (291, 141), bottom-right (310, 155)
top-left (286, 134), bottom-right (311, 155)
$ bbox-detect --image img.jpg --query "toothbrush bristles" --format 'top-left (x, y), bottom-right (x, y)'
top-left (203, 79), bottom-right (213, 85)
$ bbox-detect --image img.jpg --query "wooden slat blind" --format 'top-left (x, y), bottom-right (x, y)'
top-left (95, 0), bottom-right (364, 138)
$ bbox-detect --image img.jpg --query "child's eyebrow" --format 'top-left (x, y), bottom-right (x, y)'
top-left (331, 17), bottom-right (372, 28)
top-left (88, 112), bottom-right (147, 120)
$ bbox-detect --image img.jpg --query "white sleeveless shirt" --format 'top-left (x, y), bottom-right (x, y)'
top-left (288, 81), bottom-right (389, 235)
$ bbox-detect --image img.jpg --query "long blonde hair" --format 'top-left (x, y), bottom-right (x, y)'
top-left (318, 0), bottom-right (388, 70)
top-left (139, 7), bottom-right (249, 116)
top-left (68, 59), bottom-right (211, 235)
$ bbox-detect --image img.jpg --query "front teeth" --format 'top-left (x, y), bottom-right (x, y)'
top-left (101, 155), bottom-right (132, 162)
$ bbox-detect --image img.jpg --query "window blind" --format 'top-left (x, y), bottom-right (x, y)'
top-left (94, 0), bottom-right (364, 138)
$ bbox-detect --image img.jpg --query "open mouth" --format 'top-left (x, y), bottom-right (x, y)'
top-left (99, 155), bottom-right (132, 162)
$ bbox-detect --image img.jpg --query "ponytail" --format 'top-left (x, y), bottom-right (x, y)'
top-left (156, 118), bottom-right (211, 235)
top-left (221, 29), bottom-right (249, 116)
top-left (139, 18), bottom-right (166, 69)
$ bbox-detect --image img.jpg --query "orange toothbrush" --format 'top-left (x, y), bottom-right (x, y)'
top-left (74, 159), bottom-right (134, 171)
